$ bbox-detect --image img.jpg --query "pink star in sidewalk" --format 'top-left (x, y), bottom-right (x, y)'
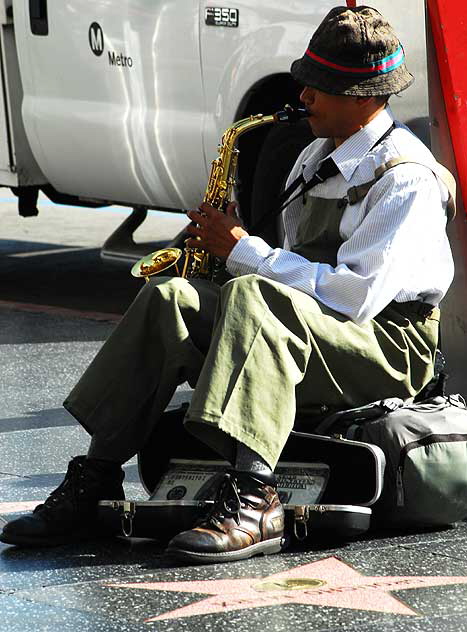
top-left (108, 556), bottom-right (467, 622)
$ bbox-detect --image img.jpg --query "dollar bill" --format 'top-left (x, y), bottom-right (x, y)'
top-left (150, 459), bottom-right (330, 505)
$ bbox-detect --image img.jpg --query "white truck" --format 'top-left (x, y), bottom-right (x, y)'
top-left (1, 1), bottom-right (465, 391)
top-left (0, 1), bottom-right (428, 238)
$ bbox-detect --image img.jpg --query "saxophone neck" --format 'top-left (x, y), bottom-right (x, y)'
top-left (220, 105), bottom-right (308, 147)
top-left (204, 106), bottom-right (309, 208)
top-left (222, 113), bottom-right (275, 145)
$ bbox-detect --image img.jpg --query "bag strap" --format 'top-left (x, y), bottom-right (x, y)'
top-left (314, 394), bottom-right (466, 438)
top-left (313, 397), bottom-right (405, 436)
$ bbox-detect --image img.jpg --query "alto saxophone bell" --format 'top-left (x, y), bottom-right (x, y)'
top-left (131, 247), bottom-right (183, 280)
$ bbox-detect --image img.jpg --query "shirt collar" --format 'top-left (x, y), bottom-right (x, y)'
top-left (329, 106), bottom-right (395, 182)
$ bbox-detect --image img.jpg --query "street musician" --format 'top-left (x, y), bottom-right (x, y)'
top-left (1, 6), bottom-right (454, 563)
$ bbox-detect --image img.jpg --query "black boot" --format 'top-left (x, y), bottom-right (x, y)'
top-left (0, 456), bottom-right (124, 547)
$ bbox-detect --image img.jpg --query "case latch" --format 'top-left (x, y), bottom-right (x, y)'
top-left (116, 501), bottom-right (136, 538)
top-left (293, 505), bottom-right (310, 541)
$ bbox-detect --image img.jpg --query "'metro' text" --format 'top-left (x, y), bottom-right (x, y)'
top-left (108, 51), bottom-right (134, 68)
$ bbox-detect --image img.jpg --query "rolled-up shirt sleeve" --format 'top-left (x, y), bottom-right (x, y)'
top-left (226, 165), bottom-right (452, 325)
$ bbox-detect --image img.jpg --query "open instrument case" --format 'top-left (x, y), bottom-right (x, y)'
top-left (98, 405), bottom-right (386, 544)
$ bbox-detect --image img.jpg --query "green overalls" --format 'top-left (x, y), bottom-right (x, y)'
top-left (64, 161), bottom-right (448, 470)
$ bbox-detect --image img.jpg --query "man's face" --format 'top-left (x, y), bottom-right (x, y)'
top-left (299, 86), bottom-right (367, 143)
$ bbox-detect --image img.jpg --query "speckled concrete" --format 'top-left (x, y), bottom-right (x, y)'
top-left (2, 213), bottom-right (467, 632)
top-left (3, 309), bottom-right (467, 631)
top-left (4, 542), bottom-right (467, 631)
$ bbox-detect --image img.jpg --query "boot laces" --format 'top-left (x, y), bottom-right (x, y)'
top-left (36, 458), bottom-right (87, 513)
top-left (203, 472), bottom-right (262, 531)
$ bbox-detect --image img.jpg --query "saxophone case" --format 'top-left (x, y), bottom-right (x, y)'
top-left (98, 405), bottom-right (385, 544)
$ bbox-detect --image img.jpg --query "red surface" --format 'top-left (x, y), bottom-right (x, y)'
top-left (111, 557), bottom-right (467, 622)
top-left (0, 299), bottom-right (120, 322)
top-left (427, 0), bottom-right (467, 210)
top-left (346, 1), bottom-right (357, 6)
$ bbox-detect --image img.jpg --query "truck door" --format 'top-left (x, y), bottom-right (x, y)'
top-left (13, 0), bottom-right (206, 209)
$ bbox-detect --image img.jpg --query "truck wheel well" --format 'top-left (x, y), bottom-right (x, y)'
top-left (235, 74), bottom-right (304, 227)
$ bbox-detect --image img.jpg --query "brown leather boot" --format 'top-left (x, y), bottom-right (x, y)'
top-left (166, 470), bottom-right (285, 564)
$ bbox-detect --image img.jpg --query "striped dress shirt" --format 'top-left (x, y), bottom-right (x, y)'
top-left (226, 107), bottom-right (454, 325)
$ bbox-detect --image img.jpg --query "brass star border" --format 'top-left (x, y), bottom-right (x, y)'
top-left (107, 556), bottom-right (467, 622)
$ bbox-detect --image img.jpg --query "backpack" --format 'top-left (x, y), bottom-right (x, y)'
top-left (313, 394), bottom-right (467, 528)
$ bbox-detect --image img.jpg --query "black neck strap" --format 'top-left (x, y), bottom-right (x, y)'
top-left (249, 123), bottom-right (395, 236)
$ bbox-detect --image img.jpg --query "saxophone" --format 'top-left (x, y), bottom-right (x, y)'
top-left (131, 105), bottom-right (308, 281)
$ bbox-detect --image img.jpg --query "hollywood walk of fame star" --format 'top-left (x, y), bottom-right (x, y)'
top-left (108, 556), bottom-right (467, 623)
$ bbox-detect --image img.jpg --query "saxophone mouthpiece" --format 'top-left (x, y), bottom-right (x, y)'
top-left (275, 105), bottom-right (309, 124)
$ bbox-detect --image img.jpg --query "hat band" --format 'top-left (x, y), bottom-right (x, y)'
top-left (305, 44), bottom-right (404, 77)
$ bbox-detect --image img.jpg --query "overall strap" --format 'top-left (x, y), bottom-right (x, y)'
top-left (346, 156), bottom-right (457, 222)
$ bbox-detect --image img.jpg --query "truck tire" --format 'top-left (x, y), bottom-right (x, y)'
top-left (249, 118), bottom-right (314, 247)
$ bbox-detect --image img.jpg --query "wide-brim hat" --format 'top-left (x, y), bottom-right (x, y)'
top-left (291, 5), bottom-right (414, 96)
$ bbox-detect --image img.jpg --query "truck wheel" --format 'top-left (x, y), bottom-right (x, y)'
top-left (249, 118), bottom-right (314, 247)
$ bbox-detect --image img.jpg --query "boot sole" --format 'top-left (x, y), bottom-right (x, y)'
top-left (166, 536), bottom-right (284, 564)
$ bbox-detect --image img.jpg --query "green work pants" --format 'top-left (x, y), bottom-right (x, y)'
top-left (64, 274), bottom-right (439, 469)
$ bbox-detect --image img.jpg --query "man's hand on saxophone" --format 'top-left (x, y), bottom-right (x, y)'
top-left (186, 201), bottom-right (249, 260)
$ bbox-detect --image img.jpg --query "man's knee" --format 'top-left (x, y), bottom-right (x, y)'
top-left (129, 276), bottom-right (192, 321)
top-left (137, 277), bottom-right (219, 334)
top-left (221, 274), bottom-right (300, 313)
top-left (221, 274), bottom-right (263, 300)
top-left (146, 275), bottom-right (190, 299)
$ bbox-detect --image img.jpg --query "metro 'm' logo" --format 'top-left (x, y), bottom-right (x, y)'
top-left (89, 22), bottom-right (104, 56)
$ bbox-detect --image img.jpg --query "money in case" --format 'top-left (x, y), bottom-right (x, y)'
top-left (98, 407), bottom-right (385, 543)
